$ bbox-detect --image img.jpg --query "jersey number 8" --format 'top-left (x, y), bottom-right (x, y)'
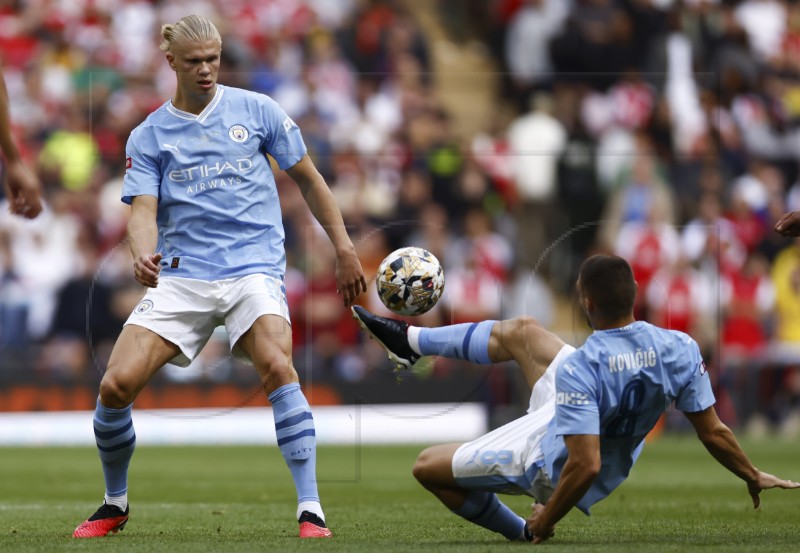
top-left (605, 379), bottom-right (645, 439)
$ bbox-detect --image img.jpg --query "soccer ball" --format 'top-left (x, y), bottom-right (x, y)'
top-left (376, 247), bottom-right (444, 316)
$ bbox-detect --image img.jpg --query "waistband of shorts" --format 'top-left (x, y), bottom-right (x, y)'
top-left (157, 273), bottom-right (283, 285)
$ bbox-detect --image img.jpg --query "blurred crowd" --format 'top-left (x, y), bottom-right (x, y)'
top-left (2, 0), bottom-right (800, 430)
top-left (478, 0), bottom-right (800, 431)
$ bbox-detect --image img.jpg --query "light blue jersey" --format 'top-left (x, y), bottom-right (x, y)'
top-left (122, 85), bottom-right (307, 281)
top-left (541, 321), bottom-right (715, 514)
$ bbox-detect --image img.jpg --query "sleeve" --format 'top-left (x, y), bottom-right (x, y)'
top-left (260, 96), bottom-right (307, 170)
top-left (553, 355), bottom-right (601, 436)
top-left (121, 130), bottom-right (161, 205)
top-left (675, 338), bottom-right (716, 413)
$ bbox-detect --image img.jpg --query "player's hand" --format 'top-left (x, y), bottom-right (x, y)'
top-left (335, 249), bottom-right (368, 307)
top-left (774, 211), bottom-right (800, 237)
top-left (527, 503), bottom-right (555, 544)
top-left (747, 471), bottom-right (800, 509)
top-left (134, 253), bottom-right (162, 288)
top-left (4, 159), bottom-right (42, 219)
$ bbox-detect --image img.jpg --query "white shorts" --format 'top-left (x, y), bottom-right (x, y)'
top-left (125, 274), bottom-right (290, 367)
top-left (451, 344), bottom-right (576, 500)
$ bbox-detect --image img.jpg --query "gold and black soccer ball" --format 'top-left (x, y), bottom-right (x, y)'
top-left (375, 247), bottom-right (445, 316)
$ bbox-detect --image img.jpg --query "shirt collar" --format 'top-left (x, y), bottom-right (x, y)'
top-left (166, 85), bottom-right (224, 123)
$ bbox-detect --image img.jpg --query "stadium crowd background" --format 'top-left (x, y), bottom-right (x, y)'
top-left (1, 0), bottom-right (800, 434)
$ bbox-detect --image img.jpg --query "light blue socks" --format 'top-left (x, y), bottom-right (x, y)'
top-left (93, 399), bottom-right (136, 505)
top-left (411, 320), bottom-right (497, 364)
top-left (452, 490), bottom-right (526, 540)
top-left (269, 383), bottom-right (323, 519)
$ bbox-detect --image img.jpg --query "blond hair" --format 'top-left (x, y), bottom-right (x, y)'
top-left (159, 15), bottom-right (221, 52)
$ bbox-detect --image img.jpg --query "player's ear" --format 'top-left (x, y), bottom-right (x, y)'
top-left (166, 53), bottom-right (176, 71)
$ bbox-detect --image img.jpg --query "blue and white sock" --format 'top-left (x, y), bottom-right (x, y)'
top-left (93, 399), bottom-right (136, 509)
top-left (269, 383), bottom-right (324, 521)
top-left (408, 320), bottom-right (496, 364)
top-left (452, 491), bottom-right (525, 541)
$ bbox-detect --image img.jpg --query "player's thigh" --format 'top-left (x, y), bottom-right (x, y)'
top-left (234, 314), bottom-right (298, 384)
top-left (101, 324), bottom-right (181, 406)
top-left (488, 316), bottom-right (566, 388)
top-left (527, 344), bottom-right (575, 412)
top-left (451, 406), bottom-right (554, 496)
top-left (413, 443), bottom-right (463, 488)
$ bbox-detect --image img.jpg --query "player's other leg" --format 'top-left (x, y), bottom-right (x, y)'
top-left (412, 403), bottom-right (557, 542)
top-left (411, 444), bottom-right (532, 542)
top-left (73, 325), bottom-right (180, 538)
top-left (236, 314), bottom-right (332, 539)
top-left (352, 306), bottom-right (565, 387)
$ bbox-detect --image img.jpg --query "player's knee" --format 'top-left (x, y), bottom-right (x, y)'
top-left (509, 316), bottom-right (544, 344)
top-left (257, 356), bottom-right (297, 391)
top-left (514, 315), bottom-right (542, 334)
top-left (412, 448), bottom-right (436, 486)
top-left (99, 373), bottom-right (136, 408)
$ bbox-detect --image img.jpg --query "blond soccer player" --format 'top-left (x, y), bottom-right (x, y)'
top-left (73, 15), bottom-right (366, 539)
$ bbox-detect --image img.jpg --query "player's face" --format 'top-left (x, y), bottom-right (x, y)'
top-left (168, 39), bottom-right (221, 99)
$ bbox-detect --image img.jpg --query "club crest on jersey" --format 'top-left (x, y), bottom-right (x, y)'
top-left (134, 299), bottom-right (154, 314)
top-left (228, 124), bottom-right (249, 143)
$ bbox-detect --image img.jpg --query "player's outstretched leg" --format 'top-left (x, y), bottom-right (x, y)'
top-left (411, 444), bottom-right (531, 542)
top-left (351, 305), bottom-right (495, 369)
top-left (352, 306), bottom-right (565, 387)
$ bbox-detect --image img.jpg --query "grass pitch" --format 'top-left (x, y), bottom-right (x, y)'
top-left (1, 436), bottom-right (799, 552)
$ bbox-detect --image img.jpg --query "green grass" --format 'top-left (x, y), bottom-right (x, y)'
top-left (1, 436), bottom-right (799, 552)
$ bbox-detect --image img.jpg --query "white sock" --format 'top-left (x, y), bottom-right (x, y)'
top-left (297, 500), bottom-right (324, 522)
top-left (104, 493), bottom-right (128, 511)
top-left (406, 326), bottom-right (422, 355)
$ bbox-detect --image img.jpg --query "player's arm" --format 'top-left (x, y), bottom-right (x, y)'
top-left (286, 154), bottom-right (367, 306)
top-left (528, 434), bottom-right (600, 543)
top-left (684, 407), bottom-right (800, 507)
top-left (529, 355), bottom-right (600, 543)
top-left (0, 65), bottom-right (42, 219)
top-left (128, 195), bottom-right (161, 288)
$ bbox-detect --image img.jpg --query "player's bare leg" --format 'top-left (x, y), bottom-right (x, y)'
top-left (100, 325), bottom-right (182, 407)
top-left (412, 443), bottom-right (532, 541)
top-left (486, 317), bottom-right (566, 388)
top-left (74, 325), bottom-right (180, 538)
top-left (236, 313), bottom-right (299, 393)
top-left (412, 443), bottom-right (467, 508)
top-left (236, 314), bottom-right (332, 538)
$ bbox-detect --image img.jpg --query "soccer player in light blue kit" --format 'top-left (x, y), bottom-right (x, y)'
top-left (353, 254), bottom-right (799, 543)
top-left (73, 15), bottom-right (367, 539)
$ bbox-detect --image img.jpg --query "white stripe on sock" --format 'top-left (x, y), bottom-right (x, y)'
top-left (407, 326), bottom-right (422, 355)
